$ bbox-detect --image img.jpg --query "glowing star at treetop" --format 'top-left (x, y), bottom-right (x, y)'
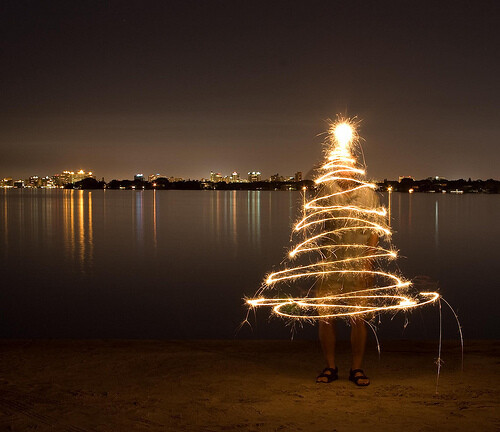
top-left (246, 116), bottom-right (439, 320)
top-left (330, 121), bottom-right (355, 160)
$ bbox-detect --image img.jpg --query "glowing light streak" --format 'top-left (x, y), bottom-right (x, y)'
top-left (315, 168), bottom-right (365, 183)
top-left (305, 184), bottom-right (376, 209)
top-left (289, 223), bottom-right (392, 258)
top-left (295, 207), bottom-right (387, 231)
top-left (248, 292), bottom-right (439, 319)
top-left (265, 267), bottom-right (403, 286)
top-left (246, 116), bottom-right (439, 319)
top-left (288, 243), bottom-right (397, 260)
top-left (294, 215), bottom-right (390, 235)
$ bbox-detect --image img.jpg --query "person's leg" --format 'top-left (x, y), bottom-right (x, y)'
top-left (350, 317), bottom-right (369, 385)
top-left (317, 318), bottom-right (337, 382)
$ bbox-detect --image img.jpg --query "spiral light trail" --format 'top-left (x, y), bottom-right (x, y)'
top-left (247, 116), bottom-right (439, 319)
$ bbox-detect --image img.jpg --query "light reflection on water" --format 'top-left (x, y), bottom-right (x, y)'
top-left (435, 200), bottom-right (439, 248)
top-left (0, 189), bottom-right (498, 339)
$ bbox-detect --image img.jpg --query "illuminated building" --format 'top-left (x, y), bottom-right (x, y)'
top-left (134, 173), bottom-right (144, 181)
top-left (74, 170), bottom-right (95, 183)
top-left (51, 174), bottom-right (63, 187)
top-left (74, 170), bottom-right (85, 183)
top-left (248, 171), bottom-right (262, 182)
top-left (148, 173), bottom-right (165, 182)
top-left (209, 171), bottom-right (242, 183)
top-left (270, 173), bottom-right (284, 182)
top-left (60, 171), bottom-right (75, 185)
top-left (295, 171), bottom-right (303, 182)
top-left (210, 171), bottom-right (223, 182)
top-left (1, 178), bottom-right (13, 188)
top-left (40, 176), bottom-right (55, 188)
top-left (50, 170), bottom-right (94, 187)
top-left (398, 175), bottom-right (414, 182)
top-left (27, 176), bottom-right (41, 188)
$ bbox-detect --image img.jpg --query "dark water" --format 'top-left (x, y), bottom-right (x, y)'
top-left (0, 189), bottom-right (498, 340)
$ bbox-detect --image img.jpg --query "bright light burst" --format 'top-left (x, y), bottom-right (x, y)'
top-left (246, 116), bottom-right (439, 320)
top-left (333, 122), bottom-right (353, 146)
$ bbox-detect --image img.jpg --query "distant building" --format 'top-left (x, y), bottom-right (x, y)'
top-left (73, 170), bottom-right (95, 183)
top-left (58, 171), bottom-right (74, 186)
top-left (27, 176), bottom-right (40, 188)
top-left (229, 172), bottom-right (240, 183)
top-left (295, 171), bottom-right (303, 182)
top-left (248, 171), bottom-right (261, 182)
top-left (40, 176), bottom-right (55, 188)
top-left (13, 180), bottom-right (25, 188)
top-left (398, 175), bottom-right (414, 183)
top-left (51, 174), bottom-right (63, 187)
top-left (270, 173), bottom-right (284, 182)
top-left (210, 171), bottom-right (223, 182)
top-left (134, 173), bottom-right (144, 182)
top-left (148, 173), bottom-right (165, 182)
top-left (74, 170), bottom-right (86, 183)
top-left (51, 170), bottom-right (94, 187)
top-left (1, 178), bottom-right (13, 188)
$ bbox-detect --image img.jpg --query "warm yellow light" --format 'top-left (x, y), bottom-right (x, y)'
top-left (327, 118), bottom-right (359, 161)
top-left (334, 123), bottom-right (353, 147)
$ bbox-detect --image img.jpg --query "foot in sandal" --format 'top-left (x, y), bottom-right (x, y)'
top-left (316, 366), bottom-right (338, 383)
top-left (349, 368), bottom-right (370, 386)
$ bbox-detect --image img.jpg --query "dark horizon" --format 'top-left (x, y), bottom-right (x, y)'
top-left (1, 1), bottom-right (498, 181)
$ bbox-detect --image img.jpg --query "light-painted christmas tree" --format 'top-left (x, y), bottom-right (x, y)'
top-left (247, 117), bottom-right (439, 320)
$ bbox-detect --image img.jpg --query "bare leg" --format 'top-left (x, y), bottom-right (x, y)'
top-left (350, 317), bottom-right (369, 385)
top-left (317, 318), bottom-right (337, 382)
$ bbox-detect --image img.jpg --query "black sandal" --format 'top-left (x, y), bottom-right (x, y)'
top-left (316, 366), bottom-right (338, 383)
top-left (349, 368), bottom-right (370, 386)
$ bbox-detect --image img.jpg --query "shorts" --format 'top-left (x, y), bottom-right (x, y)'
top-left (315, 272), bottom-right (370, 318)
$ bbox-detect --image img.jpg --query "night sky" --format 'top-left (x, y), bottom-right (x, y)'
top-left (1, 0), bottom-right (498, 181)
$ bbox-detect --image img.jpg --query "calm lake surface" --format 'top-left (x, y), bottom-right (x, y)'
top-left (0, 189), bottom-right (498, 340)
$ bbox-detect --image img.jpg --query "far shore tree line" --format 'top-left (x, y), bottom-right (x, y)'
top-left (65, 176), bottom-right (500, 193)
top-left (379, 177), bottom-right (500, 194)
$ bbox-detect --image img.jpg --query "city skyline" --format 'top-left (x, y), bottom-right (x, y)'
top-left (1, 1), bottom-right (498, 181)
top-left (2, 165), bottom-right (498, 190)
top-left (3, 158), bottom-right (500, 185)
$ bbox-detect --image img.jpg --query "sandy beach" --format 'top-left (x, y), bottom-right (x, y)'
top-left (0, 339), bottom-right (498, 431)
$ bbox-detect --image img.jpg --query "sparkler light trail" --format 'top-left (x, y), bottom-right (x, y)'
top-left (246, 116), bottom-right (440, 320)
